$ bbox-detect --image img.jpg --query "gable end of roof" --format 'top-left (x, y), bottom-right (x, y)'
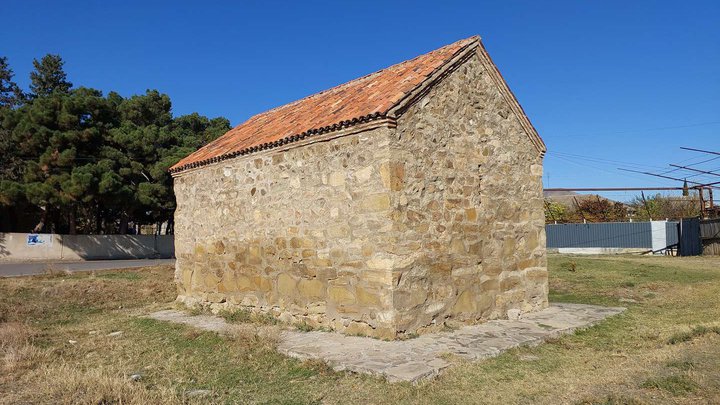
top-left (475, 42), bottom-right (546, 156)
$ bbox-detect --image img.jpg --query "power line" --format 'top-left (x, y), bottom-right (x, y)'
top-left (545, 187), bottom-right (684, 191)
top-left (661, 146), bottom-right (720, 177)
top-left (680, 147), bottom-right (720, 156)
top-left (546, 120), bottom-right (720, 138)
top-left (668, 164), bottom-right (720, 178)
top-left (547, 151), bottom-right (669, 171)
top-left (549, 155), bottom-right (671, 185)
top-left (618, 168), bottom-right (720, 189)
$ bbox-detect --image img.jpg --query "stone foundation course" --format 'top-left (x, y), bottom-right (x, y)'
top-left (149, 303), bottom-right (625, 383)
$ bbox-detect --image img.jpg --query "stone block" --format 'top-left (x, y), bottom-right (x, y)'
top-left (248, 246), bottom-right (262, 265)
top-left (277, 273), bottom-right (297, 297)
top-left (328, 285), bottom-right (356, 305)
top-left (449, 239), bottom-right (467, 254)
top-left (252, 276), bottom-right (272, 292)
top-left (361, 269), bottom-right (393, 285)
top-left (354, 165), bottom-right (374, 183)
top-left (329, 171), bottom-right (346, 187)
top-left (525, 267), bottom-right (548, 282)
top-left (203, 271), bottom-right (220, 290)
top-left (465, 208), bottom-right (477, 222)
top-left (366, 256), bottom-right (394, 270)
top-left (502, 239), bottom-right (516, 257)
top-left (500, 275), bottom-right (522, 291)
top-left (394, 288), bottom-right (427, 309)
top-left (380, 162), bottom-right (405, 191)
top-left (355, 286), bottom-right (384, 307)
top-left (452, 290), bottom-right (477, 313)
top-left (298, 279), bottom-right (326, 299)
top-left (360, 193), bottom-right (391, 212)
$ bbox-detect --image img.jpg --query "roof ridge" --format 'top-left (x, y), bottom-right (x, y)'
top-left (244, 36), bottom-right (479, 123)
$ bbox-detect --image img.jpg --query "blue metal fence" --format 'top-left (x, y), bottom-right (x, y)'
top-left (546, 221), bottom-right (678, 249)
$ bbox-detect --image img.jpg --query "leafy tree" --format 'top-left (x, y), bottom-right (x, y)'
top-left (29, 54), bottom-right (72, 97)
top-left (545, 195), bottom-right (629, 223)
top-left (544, 200), bottom-right (566, 223)
top-left (629, 193), bottom-right (700, 221)
top-left (575, 198), bottom-right (627, 222)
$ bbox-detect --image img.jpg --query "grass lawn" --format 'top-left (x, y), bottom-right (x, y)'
top-left (1, 255), bottom-right (719, 404)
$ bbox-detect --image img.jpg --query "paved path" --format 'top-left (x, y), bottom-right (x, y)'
top-left (148, 303), bottom-right (625, 383)
top-left (0, 259), bottom-right (175, 277)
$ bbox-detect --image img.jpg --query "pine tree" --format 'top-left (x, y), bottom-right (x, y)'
top-left (0, 56), bottom-right (26, 204)
top-left (1, 53), bottom-right (230, 233)
top-left (0, 56), bottom-right (25, 109)
top-left (29, 54), bottom-right (72, 97)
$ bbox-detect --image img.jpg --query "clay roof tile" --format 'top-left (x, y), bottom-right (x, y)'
top-left (170, 36), bottom-right (479, 173)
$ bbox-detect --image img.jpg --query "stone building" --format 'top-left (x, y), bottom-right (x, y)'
top-left (170, 36), bottom-right (547, 339)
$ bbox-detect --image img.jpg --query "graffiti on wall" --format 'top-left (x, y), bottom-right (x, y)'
top-left (26, 234), bottom-right (52, 247)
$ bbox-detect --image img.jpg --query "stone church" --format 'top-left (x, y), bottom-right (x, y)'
top-left (170, 36), bottom-right (547, 339)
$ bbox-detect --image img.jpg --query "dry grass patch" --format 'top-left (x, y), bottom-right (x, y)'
top-left (1, 256), bottom-right (720, 404)
top-left (0, 322), bottom-right (47, 375)
top-left (9, 364), bottom-right (182, 405)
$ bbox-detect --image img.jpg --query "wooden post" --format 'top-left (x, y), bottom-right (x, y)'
top-left (596, 195), bottom-right (608, 221)
top-left (544, 200), bottom-right (557, 223)
top-left (641, 191), bottom-right (652, 221)
top-left (573, 197), bottom-right (588, 223)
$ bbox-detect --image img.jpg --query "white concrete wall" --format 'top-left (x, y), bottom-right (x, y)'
top-left (547, 247), bottom-right (648, 255)
top-left (0, 233), bottom-right (174, 261)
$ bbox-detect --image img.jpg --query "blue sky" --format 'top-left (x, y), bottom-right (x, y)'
top-left (3, 1), bottom-right (719, 200)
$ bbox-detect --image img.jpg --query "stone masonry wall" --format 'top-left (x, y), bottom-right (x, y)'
top-left (174, 127), bottom-right (402, 339)
top-left (388, 51), bottom-right (547, 334)
top-left (173, 49), bottom-right (547, 339)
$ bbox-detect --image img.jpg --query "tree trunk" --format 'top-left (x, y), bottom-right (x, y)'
top-left (32, 207), bottom-right (47, 233)
top-left (68, 206), bottom-right (76, 235)
top-left (119, 212), bottom-right (129, 234)
top-left (95, 203), bottom-right (102, 234)
top-left (166, 217), bottom-right (174, 235)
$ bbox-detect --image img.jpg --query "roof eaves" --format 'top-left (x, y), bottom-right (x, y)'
top-left (169, 112), bottom-right (388, 175)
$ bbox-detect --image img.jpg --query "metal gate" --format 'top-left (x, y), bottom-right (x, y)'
top-left (700, 218), bottom-right (720, 255)
top-left (678, 218), bottom-right (702, 256)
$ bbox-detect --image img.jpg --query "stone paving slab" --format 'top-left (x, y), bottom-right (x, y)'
top-left (148, 303), bottom-right (624, 383)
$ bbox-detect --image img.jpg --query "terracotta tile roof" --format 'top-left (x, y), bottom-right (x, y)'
top-left (170, 36), bottom-right (479, 173)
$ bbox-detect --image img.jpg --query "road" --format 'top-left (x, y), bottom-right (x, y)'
top-left (0, 259), bottom-right (175, 277)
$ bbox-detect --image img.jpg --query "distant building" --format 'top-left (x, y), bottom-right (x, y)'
top-left (170, 36), bottom-right (547, 339)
